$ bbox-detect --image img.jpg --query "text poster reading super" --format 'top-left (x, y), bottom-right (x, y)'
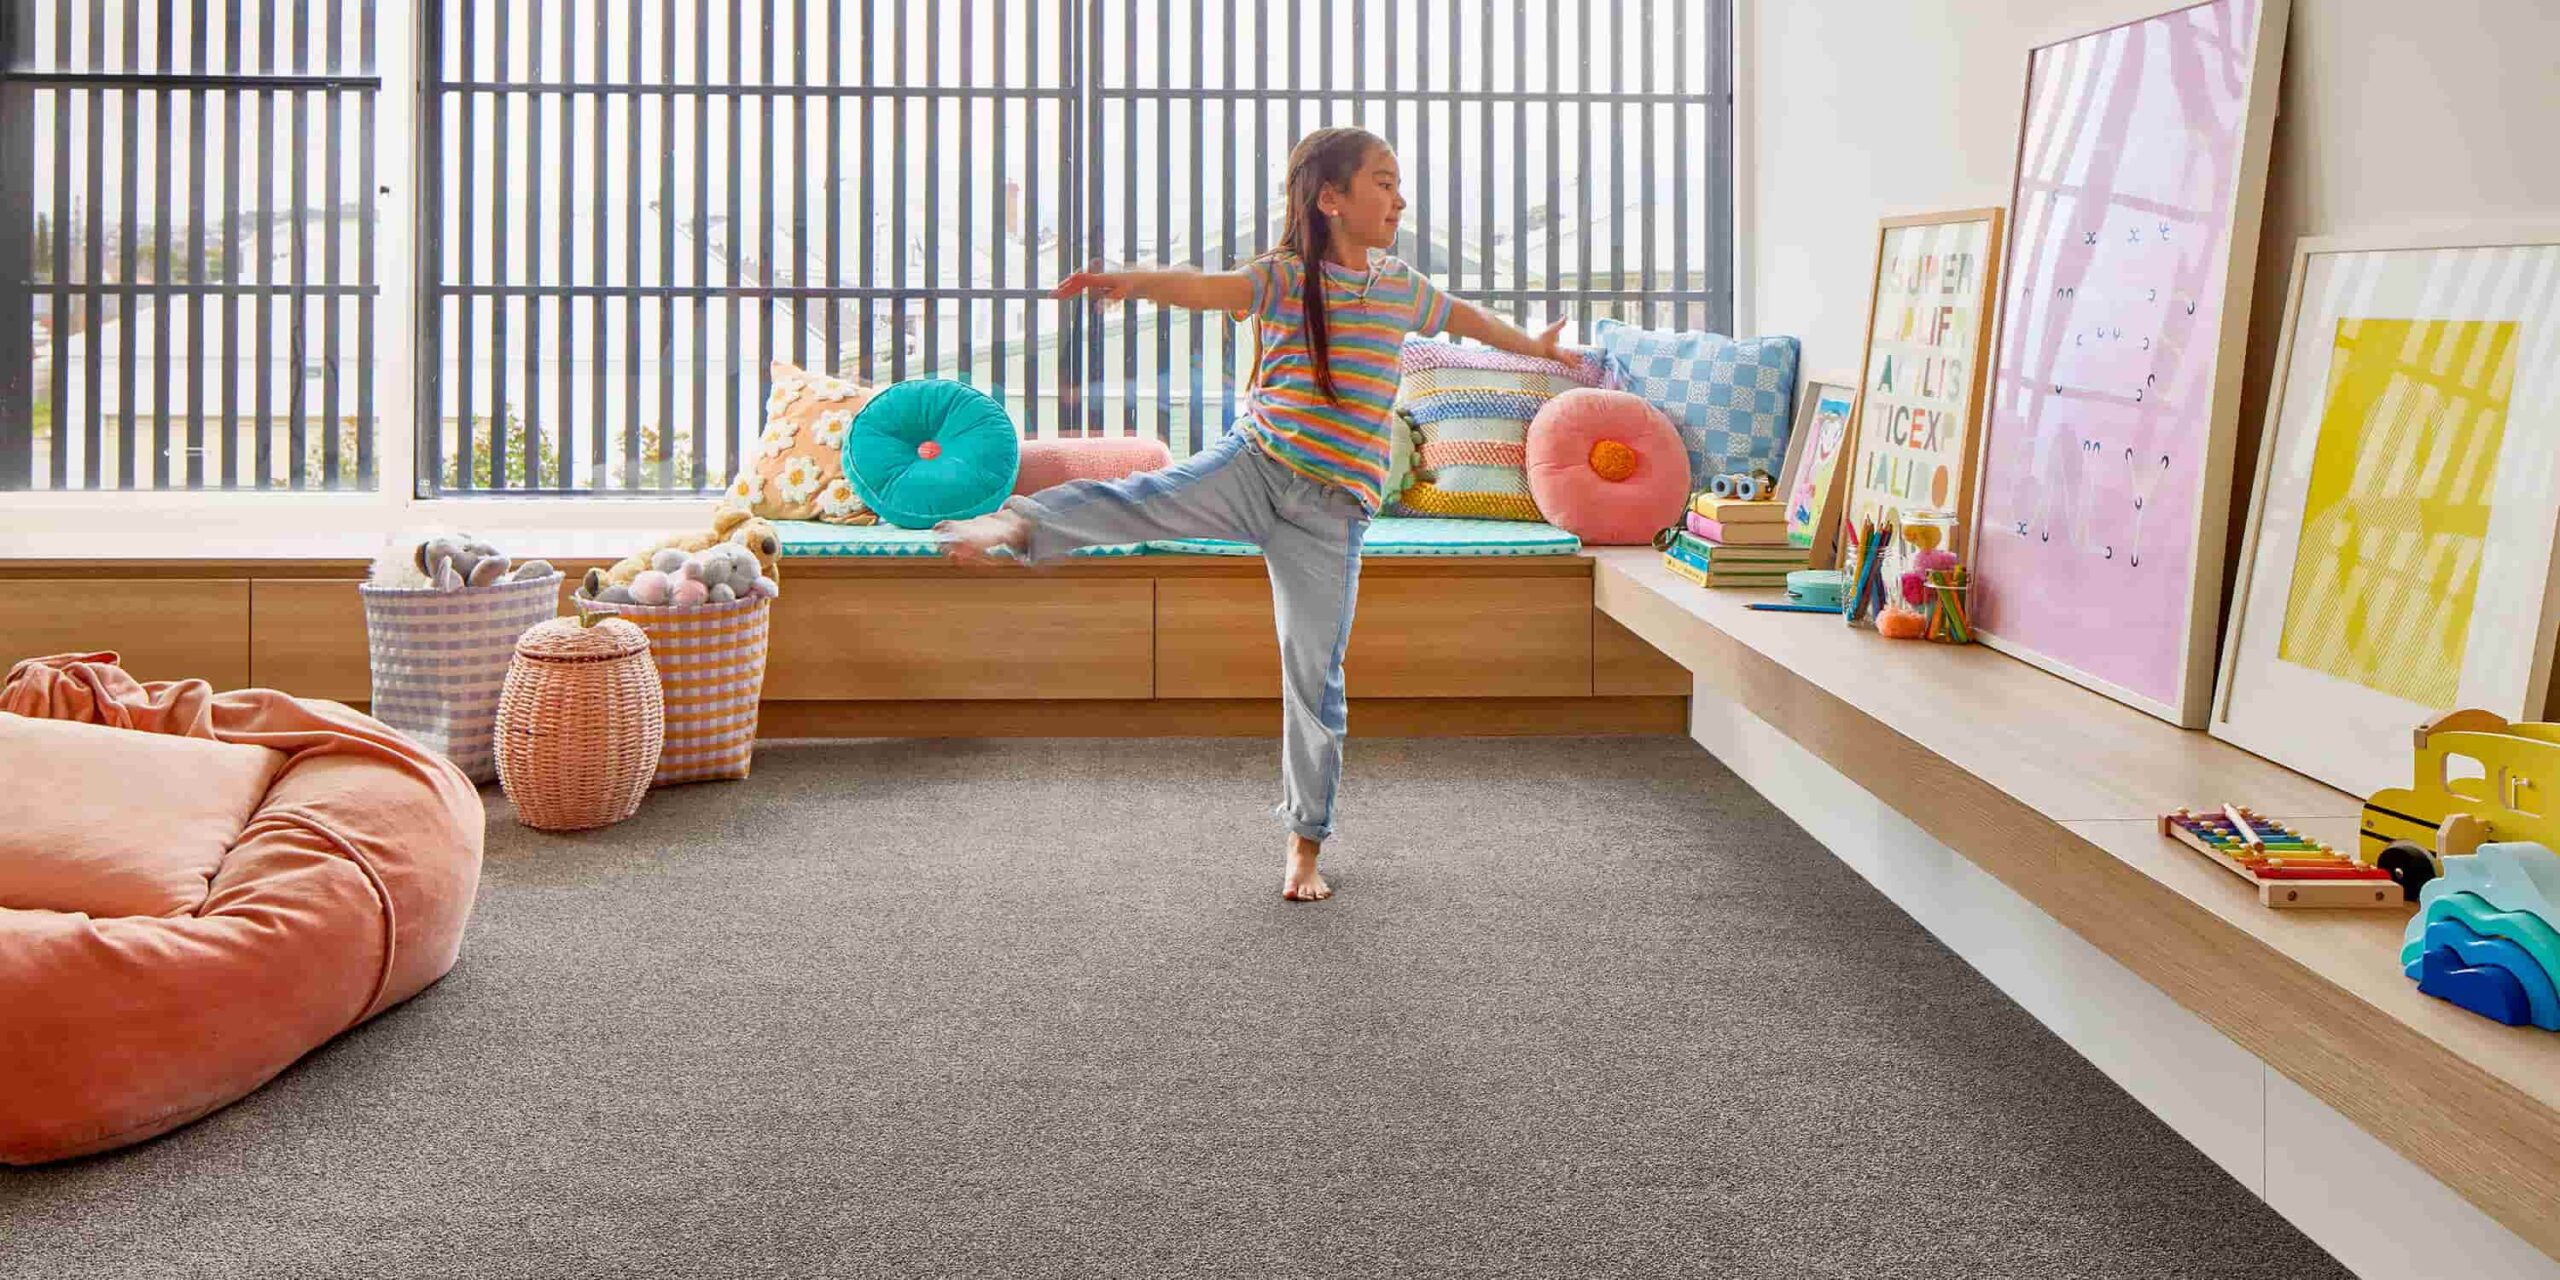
top-left (1846, 216), bottom-right (1997, 542)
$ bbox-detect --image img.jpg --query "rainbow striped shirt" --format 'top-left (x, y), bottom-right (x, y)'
top-left (1234, 250), bottom-right (1455, 512)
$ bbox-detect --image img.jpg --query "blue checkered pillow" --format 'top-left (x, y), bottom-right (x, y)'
top-left (1590, 319), bottom-right (1800, 487)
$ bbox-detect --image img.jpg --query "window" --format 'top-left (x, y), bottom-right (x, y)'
top-left (0, 1), bottom-right (380, 492)
top-left (3, 1), bottom-right (1732, 505)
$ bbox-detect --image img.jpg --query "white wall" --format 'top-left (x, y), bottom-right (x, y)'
top-left (1738, 0), bottom-right (2560, 693)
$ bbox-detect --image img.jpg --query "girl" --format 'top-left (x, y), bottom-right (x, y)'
top-left (937, 126), bottom-right (1574, 903)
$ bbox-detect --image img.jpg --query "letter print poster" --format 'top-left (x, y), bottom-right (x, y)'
top-left (1844, 213), bottom-right (2001, 548)
top-left (2214, 236), bottom-right (2560, 798)
top-left (1969, 0), bottom-right (2287, 726)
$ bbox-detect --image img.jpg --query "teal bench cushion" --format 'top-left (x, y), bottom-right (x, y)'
top-left (774, 516), bottom-right (1581, 559)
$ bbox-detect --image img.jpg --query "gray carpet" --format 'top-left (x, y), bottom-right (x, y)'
top-left (3, 736), bottom-right (2349, 1279)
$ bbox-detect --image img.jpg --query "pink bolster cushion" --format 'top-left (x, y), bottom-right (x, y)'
top-left (1013, 436), bottom-right (1175, 495)
top-left (1524, 388), bottom-right (1691, 546)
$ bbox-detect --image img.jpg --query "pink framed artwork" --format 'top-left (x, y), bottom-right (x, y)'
top-left (1967, 0), bottom-right (2291, 726)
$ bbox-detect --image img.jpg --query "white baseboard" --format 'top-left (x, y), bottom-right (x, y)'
top-left (1686, 686), bottom-right (2560, 1280)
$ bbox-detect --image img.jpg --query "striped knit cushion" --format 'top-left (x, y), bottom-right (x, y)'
top-left (1390, 339), bottom-right (1607, 522)
top-left (599, 597), bottom-right (771, 786)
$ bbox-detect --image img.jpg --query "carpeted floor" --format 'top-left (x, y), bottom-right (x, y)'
top-left (3, 736), bottom-right (2350, 1279)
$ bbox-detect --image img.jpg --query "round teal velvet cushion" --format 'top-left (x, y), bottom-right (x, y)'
top-left (840, 379), bottom-right (1022, 529)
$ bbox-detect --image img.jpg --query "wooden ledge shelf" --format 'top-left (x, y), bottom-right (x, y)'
top-left (1590, 546), bottom-right (2560, 1261)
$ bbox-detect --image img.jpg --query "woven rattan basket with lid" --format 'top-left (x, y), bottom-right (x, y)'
top-left (496, 613), bottom-right (664, 831)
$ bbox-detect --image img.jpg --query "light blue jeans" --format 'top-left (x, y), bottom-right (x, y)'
top-left (1002, 427), bottom-right (1371, 842)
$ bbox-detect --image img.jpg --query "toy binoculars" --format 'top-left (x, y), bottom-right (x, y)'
top-left (1705, 470), bottom-right (1775, 501)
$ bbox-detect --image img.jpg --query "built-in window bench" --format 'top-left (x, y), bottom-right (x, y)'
top-left (0, 540), bottom-right (1692, 738)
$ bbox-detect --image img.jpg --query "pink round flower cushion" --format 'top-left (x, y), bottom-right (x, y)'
top-left (1524, 388), bottom-right (1690, 545)
top-left (1013, 436), bottom-right (1174, 495)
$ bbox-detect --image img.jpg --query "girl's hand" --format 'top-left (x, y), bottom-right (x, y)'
top-left (1054, 263), bottom-right (1135, 302)
top-left (1529, 317), bottom-right (1572, 363)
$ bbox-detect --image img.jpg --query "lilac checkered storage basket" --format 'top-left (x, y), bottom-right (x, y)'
top-left (595, 596), bottom-right (772, 786)
top-left (359, 573), bottom-right (563, 783)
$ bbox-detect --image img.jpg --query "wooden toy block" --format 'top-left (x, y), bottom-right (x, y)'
top-left (2158, 806), bottom-right (2402, 910)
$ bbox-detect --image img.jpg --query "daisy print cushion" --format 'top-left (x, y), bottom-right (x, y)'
top-left (727, 361), bottom-right (882, 525)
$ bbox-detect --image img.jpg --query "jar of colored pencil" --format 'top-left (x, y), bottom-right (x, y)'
top-left (1923, 566), bottom-right (1974, 645)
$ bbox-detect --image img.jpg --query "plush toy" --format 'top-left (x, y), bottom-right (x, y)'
top-left (581, 504), bottom-right (783, 605)
top-left (368, 533), bottom-right (556, 592)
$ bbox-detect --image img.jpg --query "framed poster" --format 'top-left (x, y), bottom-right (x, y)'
top-left (2212, 228), bottom-right (2560, 797)
top-left (1779, 375), bottom-right (1859, 567)
top-left (1842, 210), bottom-right (2004, 555)
top-left (1967, 0), bottom-right (2290, 727)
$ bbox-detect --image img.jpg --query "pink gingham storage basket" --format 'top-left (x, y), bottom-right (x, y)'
top-left (358, 573), bottom-right (562, 783)
top-left (594, 595), bottom-right (772, 785)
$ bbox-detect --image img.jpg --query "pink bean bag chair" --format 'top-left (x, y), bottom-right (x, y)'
top-left (1524, 387), bottom-right (1691, 545)
top-left (1013, 435), bottom-right (1174, 495)
top-left (0, 652), bottom-right (483, 1165)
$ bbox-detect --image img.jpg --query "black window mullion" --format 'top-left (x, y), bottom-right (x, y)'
top-left (988, 0), bottom-right (1004, 407)
top-left (151, 0), bottom-right (173, 491)
top-left (958, 0), bottom-right (973, 393)
top-left (1185, 0), bottom-right (1201, 455)
top-left (887, 0), bottom-right (904, 383)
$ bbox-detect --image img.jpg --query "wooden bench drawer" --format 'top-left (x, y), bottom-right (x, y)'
top-left (0, 579), bottom-right (249, 688)
top-left (763, 577), bottom-right (1154, 700)
top-left (1156, 574), bottom-right (1592, 698)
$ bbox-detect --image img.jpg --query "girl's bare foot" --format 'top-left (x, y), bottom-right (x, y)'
top-left (1282, 834), bottom-right (1333, 902)
top-left (935, 510), bottom-right (1029, 564)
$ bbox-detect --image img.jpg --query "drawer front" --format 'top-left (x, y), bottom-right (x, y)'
top-left (249, 579), bottom-right (373, 701)
top-left (1156, 574), bottom-right (1592, 698)
top-left (1, 579), bottom-right (250, 688)
top-left (764, 577), bottom-right (1154, 700)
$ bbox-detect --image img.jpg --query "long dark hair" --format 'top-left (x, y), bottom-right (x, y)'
top-left (1263, 126), bottom-right (1386, 404)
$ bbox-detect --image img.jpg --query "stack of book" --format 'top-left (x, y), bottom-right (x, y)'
top-left (1660, 496), bottom-right (1803, 588)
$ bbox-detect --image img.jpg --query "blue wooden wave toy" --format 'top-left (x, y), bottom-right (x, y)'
top-left (2401, 842), bottom-right (2560, 1031)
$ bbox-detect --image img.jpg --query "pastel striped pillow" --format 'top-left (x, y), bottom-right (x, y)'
top-left (1389, 339), bottom-right (1607, 521)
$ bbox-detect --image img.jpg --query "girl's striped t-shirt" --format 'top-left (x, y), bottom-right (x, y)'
top-left (1233, 250), bottom-right (1454, 512)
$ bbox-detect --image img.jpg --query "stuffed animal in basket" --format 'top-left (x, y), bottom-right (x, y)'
top-left (370, 532), bottom-right (557, 591)
top-left (580, 505), bottom-right (783, 606)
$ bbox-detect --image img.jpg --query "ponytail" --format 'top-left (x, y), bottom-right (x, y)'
top-left (1264, 126), bottom-right (1383, 406)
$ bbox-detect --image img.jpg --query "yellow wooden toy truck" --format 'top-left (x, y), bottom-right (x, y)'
top-left (2361, 709), bottom-right (2560, 899)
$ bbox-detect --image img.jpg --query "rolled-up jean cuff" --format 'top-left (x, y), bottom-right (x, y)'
top-left (1276, 804), bottom-right (1332, 843)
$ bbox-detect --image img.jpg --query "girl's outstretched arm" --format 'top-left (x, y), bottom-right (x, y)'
top-left (1442, 298), bottom-right (1574, 363)
top-left (1054, 262), bottom-right (1252, 314)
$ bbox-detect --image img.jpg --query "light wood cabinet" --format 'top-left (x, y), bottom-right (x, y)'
top-left (1155, 574), bottom-right (1593, 699)
top-left (248, 580), bottom-right (372, 701)
top-left (0, 579), bottom-right (250, 688)
top-left (763, 577), bottom-right (1155, 700)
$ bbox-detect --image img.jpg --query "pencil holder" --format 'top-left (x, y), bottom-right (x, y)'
top-left (1924, 569), bottom-right (1975, 645)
